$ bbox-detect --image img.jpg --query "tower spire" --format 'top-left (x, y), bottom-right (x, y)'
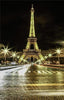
top-left (29, 4), bottom-right (35, 37)
top-left (32, 4), bottom-right (33, 9)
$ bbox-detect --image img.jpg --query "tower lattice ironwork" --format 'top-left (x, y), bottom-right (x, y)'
top-left (19, 5), bottom-right (44, 63)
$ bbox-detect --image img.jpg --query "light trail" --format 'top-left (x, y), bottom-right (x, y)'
top-left (0, 64), bottom-right (31, 77)
top-left (0, 64), bottom-right (64, 98)
top-left (23, 83), bottom-right (64, 86)
top-left (0, 64), bottom-right (31, 86)
top-left (29, 90), bottom-right (64, 96)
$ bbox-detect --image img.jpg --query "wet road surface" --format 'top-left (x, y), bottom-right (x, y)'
top-left (0, 64), bottom-right (64, 100)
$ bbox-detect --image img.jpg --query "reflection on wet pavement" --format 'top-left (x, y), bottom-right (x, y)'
top-left (0, 64), bottom-right (64, 100)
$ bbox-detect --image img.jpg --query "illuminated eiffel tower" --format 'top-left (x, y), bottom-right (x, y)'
top-left (19, 5), bottom-right (44, 63)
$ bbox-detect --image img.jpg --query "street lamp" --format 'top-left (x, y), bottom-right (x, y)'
top-left (1, 46), bottom-right (11, 63)
top-left (12, 52), bottom-right (16, 61)
top-left (44, 56), bottom-right (47, 59)
top-left (48, 53), bottom-right (52, 64)
top-left (41, 57), bottom-right (44, 61)
top-left (48, 53), bottom-right (52, 57)
top-left (17, 56), bottom-right (20, 59)
top-left (56, 49), bottom-right (61, 64)
top-left (56, 49), bottom-right (61, 54)
top-left (3, 48), bottom-right (8, 61)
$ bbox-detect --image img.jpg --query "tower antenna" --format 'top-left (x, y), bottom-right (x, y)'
top-left (32, 4), bottom-right (33, 8)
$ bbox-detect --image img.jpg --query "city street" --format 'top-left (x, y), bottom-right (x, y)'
top-left (0, 64), bottom-right (64, 100)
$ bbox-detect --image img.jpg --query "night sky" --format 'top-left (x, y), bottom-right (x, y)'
top-left (1, 0), bottom-right (64, 51)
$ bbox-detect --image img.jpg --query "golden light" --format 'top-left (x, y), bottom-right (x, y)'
top-left (1, 46), bottom-right (10, 55)
top-left (56, 49), bottom-right (61, 64)
top-left (17, 56), bottom-right (20, 59)
top-left (44, 56), bottom-right (47, 59)
top-left (20, 57), bottom-right (23, 61)
top-left (38, 70), bottom-right (41, 74)
top-left (12, 53), bottom-right (16, 57)
top-left (56, 49), bottom-right (61, 54)
top-left (3, 49), bottom-right (8, 54)
top-left (1, 46), bottom-right (11, 61)
top-left (41, 57), bottom-right (44, 61)
top-left (18, 5), bottom-right (43, 63)
top-left (11, 51), bottom-right (17, 61)
top-left (48, 53), bottom-right (52, 57)
top-left (29, 5), bottom-right (35, 37)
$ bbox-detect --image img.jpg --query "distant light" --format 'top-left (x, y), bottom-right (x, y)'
top-left (17, 56), bottom-right (20, 58)
top-left (12, 53), bottom-right (16, 57)
top-left (42, 71), bottom-right (47, 74)
top-left (48, 54), bottom-right (52, 57)
top-left (38, 70), bottom-right (41, 74)
top-left (1, 46), bottom-right (10, 55)
top-left (56, 49), bottom-right (61, 54)
top-left (4, 49), bottom-right (8, 54)
top-left (41, 57), bottom-right (44, 60)
top-left (20, 57), bottom-right (23, 61)
top-left (44, 56), bottom-right (47, 59)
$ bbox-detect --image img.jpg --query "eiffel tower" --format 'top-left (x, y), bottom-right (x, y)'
top-left (19, 5), bottom-right (44, 63)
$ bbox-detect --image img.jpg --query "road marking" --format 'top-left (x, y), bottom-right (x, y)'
top-left (23, 83), bottom-right (64, 86)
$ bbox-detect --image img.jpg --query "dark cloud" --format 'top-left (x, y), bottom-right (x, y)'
top-left (35, 13), bottom-right (53, 26)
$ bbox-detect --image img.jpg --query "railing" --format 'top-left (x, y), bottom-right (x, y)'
top-left (23, 49), bottom-right (41, 53)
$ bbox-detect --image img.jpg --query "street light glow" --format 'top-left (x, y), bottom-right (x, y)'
top-left (48, 53), bottom-right (52, 57)
top-left (56, 49), bottom-right (61, 64)
top-left (12, 53), bottom-right (16, 57)
top-left (45, 56), bottom-right (47, 59)
top-left (56, 49), bottom-right (61, 54)
top-left (1, 47), bottom-right (10, 55)
top-left (41, 57), bottom-right (44, 60)
top-left (3, 49), bottom-right (8, 54)
top-left (17, 56), bottom-right (20, 58)
top-left (1, 46), bottom-right (11, 61)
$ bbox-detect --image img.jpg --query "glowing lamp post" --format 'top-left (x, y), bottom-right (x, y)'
top-left (56, 49), bottom-right (61, 64)
top-left (12, 52), bottom-right (16, 61)
top-left (45, 56), bottom-right (48, 59)
top-left (17, 56), bottom-right (20, 59)
top-left (3, 49), bottom-right (8, 61)
top-left (48, 53), bottom-right (52, 63)
top-left (48, 53), bottom-right (52, 57)
top-left (1, 46), bottom-right (11, 64)
top-left (1, 47), bottom-right (10, 61)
